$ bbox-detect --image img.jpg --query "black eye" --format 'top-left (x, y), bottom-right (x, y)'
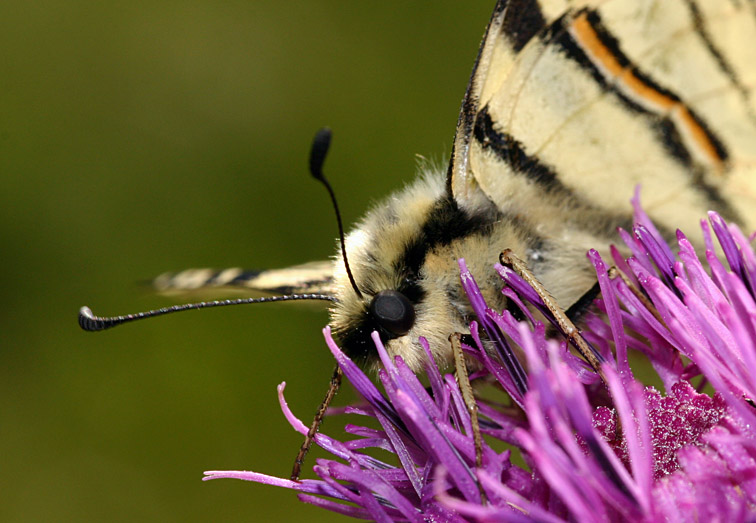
top-left (369, 290), bottom-right (415, 337)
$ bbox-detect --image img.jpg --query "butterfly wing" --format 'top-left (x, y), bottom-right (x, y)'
top-left (152, 261), bottom-right (335, 297)
top-left (450, 0), bottom-right (756, 236)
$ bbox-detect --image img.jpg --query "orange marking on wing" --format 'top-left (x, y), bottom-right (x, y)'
top-left (570, 12), bottom-right (724, 169)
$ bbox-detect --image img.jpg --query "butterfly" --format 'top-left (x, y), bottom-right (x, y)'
top-left (81, 0), bottom-right (756, 477)
top-left (142, 0), bottom-right (756, 369)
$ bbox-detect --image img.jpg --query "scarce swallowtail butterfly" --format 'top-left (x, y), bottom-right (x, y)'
top-left (81, 0), bottom-right (756, 476)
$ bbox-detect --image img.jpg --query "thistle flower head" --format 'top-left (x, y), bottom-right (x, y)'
top-left (205, 206), bottom-right (756, 522)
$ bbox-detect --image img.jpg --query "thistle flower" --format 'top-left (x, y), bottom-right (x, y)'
top-left (204, 204), bottom-right (756, 522)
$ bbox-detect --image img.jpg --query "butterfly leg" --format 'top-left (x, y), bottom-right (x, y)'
top-left (499, 250), bottom-right (606, 379)
top-left (449, 333), bottom-right (486, 504)
top-left (290, 364), bottom-right (342, 481)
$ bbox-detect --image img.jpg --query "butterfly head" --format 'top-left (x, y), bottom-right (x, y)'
top-left (328, 174), bottom-right (487, 373)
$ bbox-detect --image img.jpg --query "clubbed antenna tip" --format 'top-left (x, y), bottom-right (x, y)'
top-left (308, 128), bottom-right (363, 300)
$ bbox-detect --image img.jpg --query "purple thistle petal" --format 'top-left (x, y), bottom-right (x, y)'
top-left (613, 265), bottom-right (681, 353)
top-left (372, 407), bottom-right (423, 498)
top-left (677, 230), bottom-right (725, 310)
top-left (461, 259), bottom-right (528, 399)
top-left (444, 374), bottom-right (473, 439)
top-left (730, 225), bottom-right (756, 289)
top-left (468, 321), bottom-right (523, 404)
top-left (493, 262), bottom-right (543, 306)
top-left (439, 469), bottom-right (567, 523)
top-left (517, 413), bottom-right (610, 520)
top-left (275, 382), bottom-right (378, 468)
top-left (709, 211), bottom-right (755, 299)
top-left (203, 470), bottom-right (351, 501)
top-left (392, 388), bottom-right (481, 504)
top-left (618, 227), bottom-right (656, 275)
top-left (203, 470), bottom-right (298, 486)
top-left (389, 340), bottom-right (444, 421)
top-left (343, 424), bottom-right (383, 438)
top-left (633, 225), bottom-right (679, 296)
top-left (720, 271), bottom-right (756, 344)
top-left (296, 494), bottom-right (374, 519)
top-left (322, 327), bottom-right (405, 432)
top-left (604, 369), bottom-right (652, 511)
top-left (701, 217), bottom-right (716, 254)
top-left (420, 337), bottom-right (446, 403)
top-left (611, 244), bottom-right (638, 286)
top-left (588, 249), bottom-right (630, 378)
top-left (631, 186), bottom-right (671, 254)
top-left (342, 436), bottom-right (393, 453)
top-left (674, 277), bottom-right (737, 362)
top-left (275, 382), bottom-right (307, 435)
top-left (313, 463), bottom-right (398, 523)
top-left (320, 461), bottom-right (424, 523)
top-left (501, 286), bottom-right (537, 324)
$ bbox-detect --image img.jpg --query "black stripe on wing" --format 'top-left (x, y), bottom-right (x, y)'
top-left (683, 0), bottom-right (756, 125)
top-left (447, 0), bottom-right (548, 194)
top-left (551, 10), bottom-right (730, 165)
top-left (548, 10), bottom-right (741, 222)
top-left (472, 104), bottom-right (636, 240)
top-left (501, 0), bottom-right (547, 52)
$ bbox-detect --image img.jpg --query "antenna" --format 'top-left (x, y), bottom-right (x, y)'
top-left (78, 294), bottom-right (336, 332)
top-left (308, 128), bottom-right (363, 300)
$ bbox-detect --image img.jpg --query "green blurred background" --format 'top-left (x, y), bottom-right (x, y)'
top-left (0, 1), bottom-right (494, 521)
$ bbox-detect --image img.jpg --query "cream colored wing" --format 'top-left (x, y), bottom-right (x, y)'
top-left (451, 0), bottom-right (756, 236)
top-left (152, 261), bottom-right (335, 297)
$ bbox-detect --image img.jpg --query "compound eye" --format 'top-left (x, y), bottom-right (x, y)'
top-left (369, 290), bottom-right (415, 337)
